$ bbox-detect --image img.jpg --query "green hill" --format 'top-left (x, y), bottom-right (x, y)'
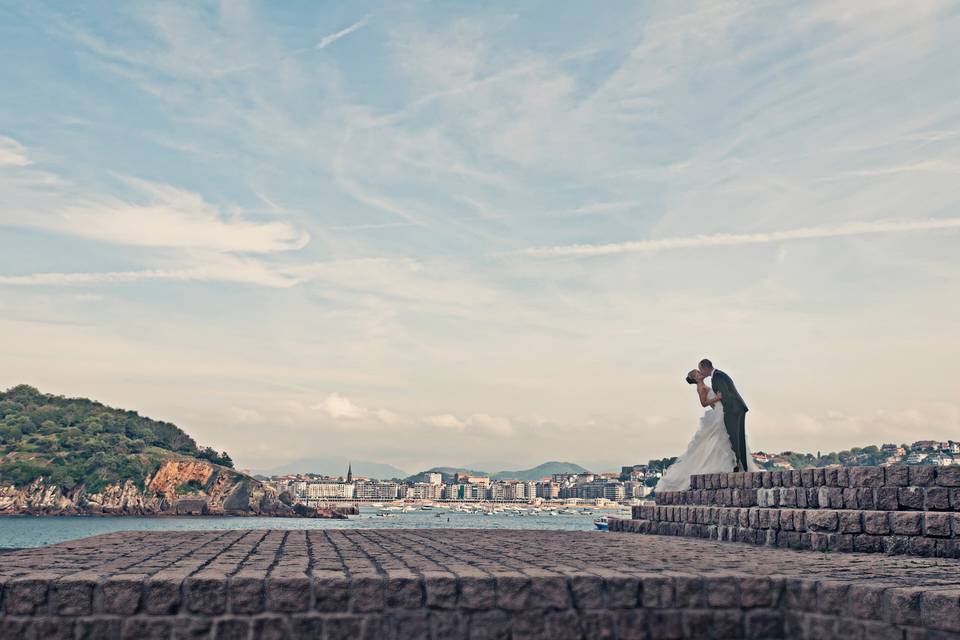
top-left (0, 384), bottom-right (232, 492)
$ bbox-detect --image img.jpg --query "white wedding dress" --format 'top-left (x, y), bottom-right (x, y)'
top-left (654, 387), bottom-right (758, 493)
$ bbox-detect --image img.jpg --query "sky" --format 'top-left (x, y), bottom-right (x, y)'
top-left (1, 1), bottom-right (959, 475)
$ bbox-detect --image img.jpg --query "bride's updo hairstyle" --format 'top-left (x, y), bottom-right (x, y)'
top-left (685, 369), bottom-right (698, 384)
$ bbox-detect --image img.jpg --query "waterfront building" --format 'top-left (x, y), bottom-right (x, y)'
top-left (426, 472), bottom-right (443, 485)
top-left (353, 481), bottom-right (401, 500)
top-left (536, 481), bottom-right (560, 499)
top-left (306, 482), bottom-right (354, 500)
top-left (407, 482), bottom-right (443, 500)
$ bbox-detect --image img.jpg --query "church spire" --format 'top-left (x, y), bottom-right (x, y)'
top-left (346, 462), bottom-right (353, 484)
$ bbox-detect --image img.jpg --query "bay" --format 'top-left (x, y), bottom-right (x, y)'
top-left (0, 506), bottom-right (613, 548)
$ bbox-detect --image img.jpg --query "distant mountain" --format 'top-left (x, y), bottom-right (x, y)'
top-left (406, 461), bottom-right (589, 483)
top-left (254, 456), bottom-right (408, 480)
top-left (492, 461), bottom-right (589, 481)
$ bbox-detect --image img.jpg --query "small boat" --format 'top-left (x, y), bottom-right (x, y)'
top-left (594, 516), bottom-right (609, 531)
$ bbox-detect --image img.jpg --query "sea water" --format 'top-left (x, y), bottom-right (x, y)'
top-left (0, 507), bottom-right (608, 548)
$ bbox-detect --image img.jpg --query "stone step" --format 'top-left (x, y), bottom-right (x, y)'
top-left (688, 464), bottom-right (957, 492)
top-left (621, 504), bottom-right (960, 557)
top-left (656, 483), bottom-right (958, 511)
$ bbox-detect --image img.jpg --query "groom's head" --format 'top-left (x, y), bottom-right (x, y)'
top-left (698, 358), bottom-right (714, 377)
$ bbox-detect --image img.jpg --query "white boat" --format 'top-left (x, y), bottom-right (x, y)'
top-left (594, 516), bottom-right (609, 531)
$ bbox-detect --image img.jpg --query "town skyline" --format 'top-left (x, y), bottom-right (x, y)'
top-left (2, 2), bottom-right (958, 473)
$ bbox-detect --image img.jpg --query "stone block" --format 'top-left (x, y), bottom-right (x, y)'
top-left (876, 487), bottom-right (899, 511)
top-left (745, 610), bottom-right (783, 639)
top-left (925, 512), bottom-right (952, 537)
top-left (848, 583), bottom-right (885, 619)
top-left (349, 574), bottom-right (386, 612)
top-left (910, 466), bottom-right (937, 486)
top-left (885, 465), bottom-right (910, 486)
top-left (784, 579), bottom-right (817, 611)
top-left (266, 573), bottom-right (311, 612)
top-left (468, 610), bottom-right (512, 640)
top-left (612, 610), bottom-right (647, 640)
top-left (926, 487), bottom-right (951, 511)
top-left (809, 532), bottom-right (829, 551)
top-left (849, 467), bottom-right (884, 487)
top-left (669, 574), bottom-right (703, 608)
top-left (51, 574), bottom-right (97, 616)
top-left (421, 572), bottom-right (457, 609)
top-left (937, 466), bottom-right (960, 487)
top-left (738, 576), bottom-right (775, 608)
top-left (384, 610), bottom-right (430, 640)
top-left (842, 488), bottom-right (859, 509)
top-left (122, 617), bottom-right (174, 640)
top-left (145, 572), bottom-right (186, 615)
top-left (171, 616), bottom-right (213, 639)
top-left (863, 511), bottom-right (891, 535)
top-left (76, 618), bottom-right (122, 639)
top-left (900, 487), bottom-right (925, 510)
top-left (312, 574), bottom-right (348, 612)
top-left (576, 608), bottom-right (616, 640)
top-left (828, 533), bottom-right (854, 552)
top-left (801, 468), bottom-right (814, 487)
top-left (838, 510), bottom-right (862, 534)
top-left (24, 619), bottom-right (73, 640)
top-left (921, 590), bottom-right (960, 632)
top-left (185, 573), bottom-right (227, 615)
top-left (836, 468), bottom-right (849, 488)
top-left (635, 575), bottom-right (670, 609)
top-left (430, 612), bottom-right (467, 639)
top-left (825, 468), bottom-right (839, 486)
top-left (857, 488), bottom-right (876, 510)
top-left (228, 572), bottom-right (264, 614)
top-left (816, 580), bottom-right (850, 615)
top-left (704, 575), bottom-right (739, 608)
top-left (6, 575), bottom-right (51, 615)
top-left (813, 468), bottom-right (826, 486)
top-left (494, 574), bottom-right (530, 611)
top-left (853, 534), bottom-right (884, 553)
top-left (883, 536), bottom-right (911, 555)
top-left (323, 615), bottom-right (363, 640)
top-left (289, 614), bottom-right (325, 639)
top-left (885, 586), bottom-right (924, 625)
top-left (909, 536), bottom-right (937, 557)
top-left (806, 510), bottom-right (838, 532)
top-left (99, 575), bottom-right (143, 615)
top-left (212, 617), bottom-right (251, 640)
top-left (526, 575), bottom-right (569, 610)
top-left (891, 512), bottom-right (923, 535)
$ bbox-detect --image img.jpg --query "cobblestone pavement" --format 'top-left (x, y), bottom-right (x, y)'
top-left (1, 529), bottom-right (959, 638)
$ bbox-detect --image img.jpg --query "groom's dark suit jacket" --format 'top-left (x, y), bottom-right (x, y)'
top-left (712, 369), bottom-right (749, 471)
top-left (711, 370), bottom-right (748, 414)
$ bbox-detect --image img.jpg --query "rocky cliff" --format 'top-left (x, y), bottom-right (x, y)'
top-left (0, 458), bottom-right (349, 518)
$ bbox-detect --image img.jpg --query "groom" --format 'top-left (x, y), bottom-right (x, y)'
top-left (699, 358), bottom-right (750, 472)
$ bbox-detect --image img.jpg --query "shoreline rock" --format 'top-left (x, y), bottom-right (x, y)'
top-left (0, 459), bottom-right (353, 519)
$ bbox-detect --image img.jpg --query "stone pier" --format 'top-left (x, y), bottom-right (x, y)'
top-left (2, 529), bottom-right (960, 638)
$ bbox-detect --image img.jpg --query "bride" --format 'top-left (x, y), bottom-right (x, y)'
top-left (655, 369), bottom-right (757, 493)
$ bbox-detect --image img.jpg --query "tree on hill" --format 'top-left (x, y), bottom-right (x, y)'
top-left (0, 385), bottom-right (234, 492)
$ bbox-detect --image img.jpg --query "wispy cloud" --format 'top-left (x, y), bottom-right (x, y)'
top-left (521, 218), bottom-right (960, 258)
top-left (0, 136), bottom-right (31, 167)
top-left (316, 15), bottom-right (370, 50)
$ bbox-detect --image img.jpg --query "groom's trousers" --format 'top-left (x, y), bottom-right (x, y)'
top-left (724, 412), bottom-right (748, 472)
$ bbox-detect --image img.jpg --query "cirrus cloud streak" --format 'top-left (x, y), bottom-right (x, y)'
top-left (521, 217), bottom-right (960, 258)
